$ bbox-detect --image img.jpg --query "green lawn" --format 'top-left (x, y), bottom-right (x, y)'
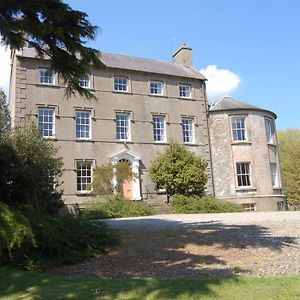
top-left (0, 268), bottom-right (299, 300)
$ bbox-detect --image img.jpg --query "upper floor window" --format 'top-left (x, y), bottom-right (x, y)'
top-left (38, 108), bottom-right (55, 137)
top-left (150, 81), bottom-right (163, 95)
top-left (76, 161), bottom-right (93, 192)
top-left (179, 84), bottom-right (191, 98)
top-left (116, 113), bottom-right (130, 140)
top-left (232, 117), bottom-right (247, 141)
top-left (182, 118), bottom-right (194, 143)
top-left (76, 111), bottom-right (91, 139)
top-left (152, 115), bottom-right (166, 142)
top-left (270, 162), bottom-right (278, 187)
top-left (114, 77), bottom-right (128, 92)
top-left (236, 162), bottom-right (251, 187)
top-left (265, 118), bottom-right (274, 143)
top-left (78, 75), bottom-right (90, 88)
top-left (39, 68), bottom-right (54, 84)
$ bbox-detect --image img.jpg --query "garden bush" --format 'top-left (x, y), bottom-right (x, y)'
top-left (0, 202), bottom-right (34, 262)
top-left (83, 195), bottom-right (154, 219)
top-left (0, 203), bottom-right (119, 270)
top-left (170, 195), bottom-right (243, 214)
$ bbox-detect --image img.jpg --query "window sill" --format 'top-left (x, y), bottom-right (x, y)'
top-left (149, 94), bottom-right (165, 98)
top-left (112, 90), bottom-right (132, 95)
top-left (76, 139), bottom-right (94, 143)
top-left (76, 192), bottom-right (92, 196)
top-left (231, 141), bottom-right (252, 145)
top-left (236, 187), bottom-right (257, 192)
top-left (44, 136), bottom-right (57, 141)
top-left (115, 140), bottom-right (133, 144)
top-left (184, 142), bottom-right (196, 146)
top-left (273, 187), bottom-right (282, 190)
top-left (154, 141), bottom-right (167, 144)
top-left (36, 83), bottom-right (60, 88)
top-left (267, 142), bottom-right (277, 147)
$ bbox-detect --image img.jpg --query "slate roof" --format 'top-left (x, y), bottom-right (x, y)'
top-left (209, 96), bottom-right (277, 118)
top-left (18, 47), bottom-right (206, 80)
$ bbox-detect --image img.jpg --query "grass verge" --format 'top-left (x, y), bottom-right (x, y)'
top-left (0, 267), bottom-right (299, 300)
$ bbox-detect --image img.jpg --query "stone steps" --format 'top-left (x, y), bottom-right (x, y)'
top-left (146, 199), bottom-right (171, 214)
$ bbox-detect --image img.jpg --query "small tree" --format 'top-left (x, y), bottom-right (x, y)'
top-left (278, 129), bottom-right (300, 209)
top-left (0, 88), bottom-right (10, 132)
top-left (0, 122), bottom-right (63, 213)
top-left (150, 142), bottom-right (208, 200)
top-left (92, 161), bottom-right (132, 197)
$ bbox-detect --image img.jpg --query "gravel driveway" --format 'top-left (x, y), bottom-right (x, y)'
top-left (51, 212), bottom-right (300, 279)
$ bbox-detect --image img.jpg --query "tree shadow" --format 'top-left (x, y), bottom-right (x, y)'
top-left (48, 216), bottom-right (297, 280)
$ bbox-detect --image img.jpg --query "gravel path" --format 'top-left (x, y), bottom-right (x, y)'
top-left (51, 212), bottom-right (300, 279)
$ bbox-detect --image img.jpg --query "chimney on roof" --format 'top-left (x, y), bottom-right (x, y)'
top-left (172, 44), bottom-right (192, 67)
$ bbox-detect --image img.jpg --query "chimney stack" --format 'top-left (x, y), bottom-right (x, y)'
top-left (172, 44), bottom-right (192, 67)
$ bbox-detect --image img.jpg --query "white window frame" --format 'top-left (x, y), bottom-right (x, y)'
top-left (236, 162), bottom-right (252, 187)
top-left (38, 68), bottom-right (55, 85)
top-left (38, 108), bottom-right (55, 138)
top-left (76, 110), bottom-right (92, 140)
top-left (265, 118), bottom-right (274, 144)
top-left (270, 162), bottom-right (278, 187)
top-left (78, 75), bottom-right (90, 88)
top-left (179, 84), bottom-right (191, 98)
top-left (231, 116), bottom-right (247, 141)
top-left (242, 203), bottom-right (256, 211)
top-left (76, 160), bottom-right (93, 193)
top-left (114, 76), bottom-right (128, 92)
top-left (152, 115), bottom-right (166, 142)
top-left (150, 81), bottom-right (163, 95)
top-left (116, 113), bottom-right (130, 141)
top-left (182, 118), bottom-right (194, 144)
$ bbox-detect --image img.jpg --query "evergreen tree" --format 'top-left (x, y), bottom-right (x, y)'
top-left (0, 88), bottom-right (10, 132)
top-left (0, 0), bottom-right (103, 99)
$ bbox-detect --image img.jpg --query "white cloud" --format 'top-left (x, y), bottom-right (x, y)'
top-left (0, 45), bottom-right (11, 96)
top-left (200, 65), bottom-right (241, 99)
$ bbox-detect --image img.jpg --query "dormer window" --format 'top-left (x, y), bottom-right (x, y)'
top-left (38, 68), bottom-right (54, 84)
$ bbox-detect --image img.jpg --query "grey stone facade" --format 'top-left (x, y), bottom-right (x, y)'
top-left (8, 45), bottom-right (285, 211)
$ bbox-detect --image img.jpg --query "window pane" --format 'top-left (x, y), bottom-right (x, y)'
top-left (76, 161), bottom-right (92, 192)
top-left (114, 77), bottom-right (128, 91)
top-left (236, 162), bottom-right (251, 187)
top-left (38, 108), bottom-right (54, 137)
top-left (232, 117), bottom-right (246, 141)
top-left (76, 111), bottom-right (91, 139)
top-left (179, 84), bottom-right (191, 98)
top-left (116, 113), bottom-right (129, 140)
top-left (182, 118), bottom-right (194, 143)
top-left (153, 115), bottom-right (165, 141)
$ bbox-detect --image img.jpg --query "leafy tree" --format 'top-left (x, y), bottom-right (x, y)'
top-left (0, 88), bottom-right (10, 132)
top-left (0, 122), bottom-right (63, 213)
top-left (0, 0), bottom-right (103, 99)
top-left (92, 161), bottom-right (133, 196)
top-left (278, 129), bottom-right (300, 209)
top-left (149, 142), bottom-right (208, 200)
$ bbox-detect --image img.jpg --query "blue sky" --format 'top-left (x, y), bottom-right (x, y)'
top-left (1, 0), bottom-right (299, 130)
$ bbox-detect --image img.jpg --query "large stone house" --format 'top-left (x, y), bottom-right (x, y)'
top-left (9, 44), bottom-right (286, 211)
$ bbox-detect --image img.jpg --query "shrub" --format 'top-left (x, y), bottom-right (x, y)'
top-left (83, 195), bottom-right (154, 219)
top-left (150, 142), bottom-right (208, 199)
top-left (0, 202), bottom-right (34, 262)
top-left (170, 195), bottom-right (243, 214)
top-left (0, 203), bottom-right (119, 270)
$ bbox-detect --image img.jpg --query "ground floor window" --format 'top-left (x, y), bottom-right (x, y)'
top-left (277, 201), bottom-right (284, 211)
top-left (236, 162), bottom-right (251, 187)
top-left (242, 203), bottom-right (256, 211)
top-left (76, 161), bottom-right (93, 192)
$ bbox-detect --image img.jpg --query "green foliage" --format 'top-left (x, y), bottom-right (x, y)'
top-left (0, 88), bottom-right (10, 132)
top-left (83, 195), bottom-right (154, 219)
top-left (0, 123), bottom-right (63, 213)
top-left (170, 195), bottom-right (243, 214)
top-left (0, 204), bottom-right (119, 269)
top-left (0, 203), bottom-right (34, 261)
top-left (92, 161), bottom-right (133, 196)
top-left (0, 0), bottom-right (103, 99)
top-left (278, 129), bottom-right (300, 209)
top-left (150, 142), bottom-right (208, 198)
